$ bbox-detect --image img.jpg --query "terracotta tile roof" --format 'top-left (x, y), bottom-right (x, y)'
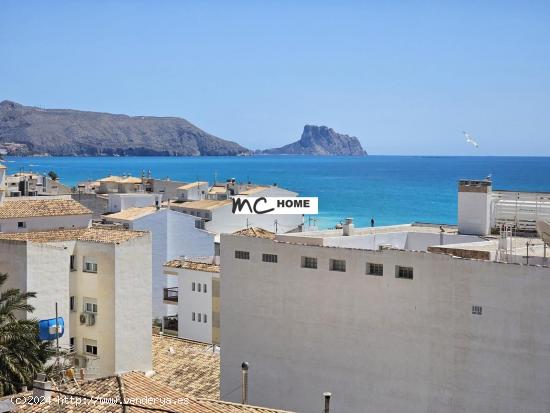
top-left (104, 206), bottom-right (159, 221)
top-left (0, 198), bottom-right (92, 219)
top-left (151, 334), bottom-right (220, 399)
top-left (174, 199), bottom-right (231, 211)
top-left (178, 181), bottom-right (209, 190)
top-left (6, 371), bottom-right (296, 412)
top-left (233, 227), bottom-right (276, 240)
top-left (0, 227), bottom-right (147, 244)
top-left (118, 176), bottom-right (143, 184)
top-left (164, 259), bottom-right (220, 273)
top-left (208, 186), bottom-right (227, 194)
top-left (97, 175), bottom-right (123, 182)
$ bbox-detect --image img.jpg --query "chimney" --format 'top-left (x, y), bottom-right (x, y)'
top-left (342, 217), bottom-right (354, 236)
top-left (33, 373), bottom-right (51, 402)
top-left (241, 362), bottom-right (249, 404)
top-left (323, 392), bottom-right (332, 413)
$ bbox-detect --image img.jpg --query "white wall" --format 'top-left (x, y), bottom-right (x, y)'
top-left (458, 190), bottom-right (492, 235)
top-left (0, 214), bottom-right (91, 233)
top-left (177, 267), bottom-right (213, 343)
top-left (221, 234), bottom-right (550, 413)
top-left (107, 193), bottom-right (162, 213)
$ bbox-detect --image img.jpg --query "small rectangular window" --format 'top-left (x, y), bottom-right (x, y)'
top-left (85, 344), bottom-right (98, 355)
top-left (203, 284), bottom-right (207, 293)
top-left (192, 282), bottom-right (195, 291)
top-left (198, 313), bottom-right (202, 322)
top-left (262, 253), bottom-right (278, 263)
top-left (83, 257), bottom-right (97, 273)
top-left (198, 283), bottom-right (202, 292)
top-left (70, 296), bottom-right (76, 312)
top-left (84, 302), bottom-right (98, 313)
top-left (235, 250), bottom-right (250, 260)
top-left (472, 305), bottom-right (483, 315)
top-left (70, 255), bottom-right (76, 271)
top-left (17, 221), bottom-right (26, 228)
top-left (367, 263), bottom-right (383, 276)
top-left (329, 259), bottom-right (346, 272)
top-left (301, 256), bottom-right (318, 269)
top-left (396, 266), bottom-right (413, 280)
top-left (69, 337), bottom-right (75, 351)
top-left (192, 312), bottom-right (196, 321)
top-left (203, 314), bottom-right (208, 323)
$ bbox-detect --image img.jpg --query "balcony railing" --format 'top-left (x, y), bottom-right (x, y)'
top-left (163, 287), bottom-right (178, 302)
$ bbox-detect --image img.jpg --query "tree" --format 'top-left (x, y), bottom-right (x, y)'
top-left (0, 273), bottom-right (54, 396)
top-left (47, 171), bottom-right (58, 181)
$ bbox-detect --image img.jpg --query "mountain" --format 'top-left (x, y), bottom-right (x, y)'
top-left (263, 125), bottom-right (366, 155)
top-left (0, 100), bottom-right (248, 156)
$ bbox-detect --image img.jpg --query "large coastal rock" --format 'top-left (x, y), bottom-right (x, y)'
top-left (263, 125), bottom-right (366, 155)
top-left (0, 100), bottom-right (248, 156)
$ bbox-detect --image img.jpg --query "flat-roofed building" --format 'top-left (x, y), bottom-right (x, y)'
top-left (0, 227), bottom-right (153, 378)
top-left (220, 219), bottom-right (550, 413)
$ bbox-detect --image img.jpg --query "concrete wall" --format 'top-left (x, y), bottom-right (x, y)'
top-left (177, 267), bottom-right (213, 343)
top-left (458, 183), bottom-right (492, 235)
top-left (107, 193), bottom-right (162, 213)
top-left (221, 234), bottom-right (550, 413)
top-left (71, 194), bottom-right (109, 220)
top-left (0, 214), bottom-right (91, 233)
top-left (114, 235), bottom-right (153, 373)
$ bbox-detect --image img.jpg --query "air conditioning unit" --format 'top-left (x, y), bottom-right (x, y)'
top-left (378, 244), bottom-right (393, 251)
top-left (79, 313), bottom-right (87, 324)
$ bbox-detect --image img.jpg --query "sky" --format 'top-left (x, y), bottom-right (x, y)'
top-left (1, 1), bottom-right (549, 155)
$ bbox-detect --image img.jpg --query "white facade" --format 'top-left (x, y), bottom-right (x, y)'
top-left (104, 208), bottom-right (215, 319)
top-left (107, 193), bottom-right (163, 213)
top-left (220, 228), bottom-right (550, 413)
top-left (0, 230), bottom-right (153, 378)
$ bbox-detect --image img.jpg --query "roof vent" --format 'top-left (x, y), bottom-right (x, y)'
top-left (343, 218), bottom-right (354, 236)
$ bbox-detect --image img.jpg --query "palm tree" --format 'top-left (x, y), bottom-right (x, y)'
top-left (0, 273), bottom-right (54, 396)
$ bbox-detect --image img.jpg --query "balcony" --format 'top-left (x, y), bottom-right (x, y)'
top-left (163, 287), bottom-right (178, 303)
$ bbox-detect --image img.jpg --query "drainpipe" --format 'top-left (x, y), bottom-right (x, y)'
top-left (323, 392), bottom-right (332, 413)
top-left (241, 362), bottom-right (249, 404)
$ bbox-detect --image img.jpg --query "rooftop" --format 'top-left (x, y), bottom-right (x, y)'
top-left (0, 198), bottom-right (92, 219)
top-left (208, 186), bottom-right (227, 194)
top-left (178, 181), bottom-right (209, 190)
top-left (151, 333), bottom-right (219, 398)
top-left (234, 227), bottom-right (276, 239)
top-left (4, 370), bottom-right (296, 412)
top-left (164, 259), bottom-right (220, 273)
top-left (174, 199), bottom-right (231, 211)
top-left (103, 206), bottom-right (159, 221)
top-left (238, 185), bottom-right (270, 195)
top-left (0, 227), bottom-right (148, 244)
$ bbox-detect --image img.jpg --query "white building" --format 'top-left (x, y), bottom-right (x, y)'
top-left (220, 219), bottom-right (550, 413)
top-left (0, 227), bottom-right (153, 378)
top-left (107, 192), bottom-right (163, 213)
top-left (163, 258), bottom-right (220, 344)
top-left (102, 206), bottom-right (215, 319)
top-left (0, 196), bottom-right (92, 233)
top-left (176, 181), bottom-right (210, 201)
top-left (5, 171), bottom-right (72, 197)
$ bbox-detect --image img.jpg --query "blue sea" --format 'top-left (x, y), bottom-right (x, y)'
top-left (4, 156), bottom-right (550, 229)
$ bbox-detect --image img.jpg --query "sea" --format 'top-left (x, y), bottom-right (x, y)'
top-left (4, 156), bottom-right (550, 229)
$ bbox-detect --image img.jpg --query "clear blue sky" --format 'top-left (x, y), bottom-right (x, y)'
top-left (1, 1), bottom-right (549, 155)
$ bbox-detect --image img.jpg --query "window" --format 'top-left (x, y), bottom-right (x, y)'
top-left (69, 337), bottom-right (75, 351)
top-left (198, 283), bottom-right (201, 293)
top-left (472, 305), bottom-right (483, 315)
top-left (235, 250), bottom-right (250, 260)
top-left (329, 259), bottom-right (346, 272)
top-left (192, 312), bottom-right (196, 321)
top-left (70, 296), bottom-right (76, 312)
top-left (262, 253), bottom-right (278, 263)
top-left (192, 282), bottom-right (195, 291)
top-left (203, 314), bottom-right (208, 323)
top-left (83, 257), bottom-right (97, 273)
top-left (70, 255), bottom-right (76, 271)
top-left (396, 266), bottom-right (414, 279)
top-left (198, 313), bottom-right (202, 322)
top-left (367, 263), bottom-right (384, 276)
top-left (301, 256), bottom-right (318, 269)
top-left (85, 344), bottom-right (98, 356)
top-left (203, 284), bottom-right (207, 293)
top-left (84, 300), bottom-right (98, 313)
top-left (17, 221), bottom-right (26, 228)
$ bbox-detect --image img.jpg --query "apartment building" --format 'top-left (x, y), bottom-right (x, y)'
top-left (0, 196), bottom-right (92, 233)
top-left (102, 205), bottom-right (215, 319)
top-left (5, 171), bottom-right (72, 197)
top-left (220, 218), bottom-right (550, 413)
top-left (0, 227), bottom-right (153, 378)
top-left (163, 258), bottom-right (220, 344)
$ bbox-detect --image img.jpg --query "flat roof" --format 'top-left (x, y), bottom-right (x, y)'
top-left (103, 206), bottom-right (159, 221)
top-left (0, 227), bottom-right (147, 244)
top-left (175, 199), bottom-right (231, 211)
top-left (178, 181), bottom-right (208, 190)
